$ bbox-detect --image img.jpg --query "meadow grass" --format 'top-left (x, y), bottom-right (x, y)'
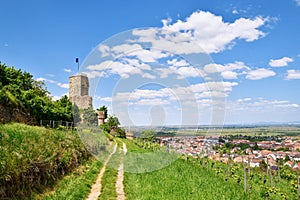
top-left (0, 123), bottom-right (90, 198)
top-left (122, 138), bottom-right (297, 200)
top-left (98, 142), bottom-right (123, 200)
top-left (34, 158), bottom-right (103, 200)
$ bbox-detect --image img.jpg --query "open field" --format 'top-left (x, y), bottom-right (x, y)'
top-left (151, 126), bottom-right (300, 137)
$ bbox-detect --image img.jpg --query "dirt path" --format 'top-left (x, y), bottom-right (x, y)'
top-left (116, 142), bottom-right (127, 200)
top-left (86, 144), bottom-right (117, 200)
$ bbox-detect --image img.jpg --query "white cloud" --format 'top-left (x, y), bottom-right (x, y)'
top-left (228, 98), bottom-right (300, 111)
top-left (52, 96), bottom-right (61, 101)
top-left (86, 70), bottom-right (107, 79)
top-left (111, 81), bottom-right (236, 108)
top-left (112, 43), bottom-right (143, 54)
top-left (246, 68), bottom-right (275, 80)
top-left (46, 74), bottom-right (55, 77)
top-left (244, 98), bottom-right (299, 109)
top-left (134, 98), bottom-right (170, 106)
top-left (57, 83), bottom-right (69, 89)
top-left (204, 61), bottom-right (250, 79)
top-left (36, 77), bottom-right (46, 82)
top-left (221, 71), bottom-right (238, 79)
top-left (87, 60), bottom-right (113, 71)
top-left (295, 0), bottom-right (300, 6)
top-left (142, 73), bottom-right (156, 79)
top-left (96, 96), bottom-right (112, 102)
top-left (127, 48), bottom-right (169, 63)
top-left (237, 98), bottom-right (252, 103)
top-left (52, 93), bottom-right (69, 101)
top-left (64, 68), bottom-right (72, 73)
top-left (167, 58), bottom-right (189, 67)
top-left (269, 57), bottom-right (294, 67)
top-left (161, 11), bottom-right (268, 53)
top-left (286, 70), bottom-right (300, 80)
top-left (155, 67), bottom-right (177, 78)
top-left (36, 77), bottom-right (69, 89)
top-left (177, 66), bottom-right (203, 78)
top-left (86, 60), bottom-right (145, 79)
top-left (98, 44), bottom-right (111, 57)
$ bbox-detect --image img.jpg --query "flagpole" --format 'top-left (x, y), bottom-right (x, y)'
top-left (75, 58), bottom-right (79, 73)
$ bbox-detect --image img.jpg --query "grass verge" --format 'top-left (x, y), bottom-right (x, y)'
top-left (33, 158), bottom-right (103, 200)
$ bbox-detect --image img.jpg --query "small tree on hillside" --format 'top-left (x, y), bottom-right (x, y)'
top-left (101, 115), bottom-right (126, 138)
top-left (140, 130), bottom-right (156, 141)
top-left (82, 108), bottom-right (97, 125)
top-left (106, 116), bottom-right (120, 131)
top-left (72, 104), bottom-right (81, 124)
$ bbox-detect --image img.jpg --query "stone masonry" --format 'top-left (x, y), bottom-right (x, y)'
top-left (69, 74), bottom-right (93, 109)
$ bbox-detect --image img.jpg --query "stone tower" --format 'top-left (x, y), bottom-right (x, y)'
top-left (69, 74), bottom-right (93, 109)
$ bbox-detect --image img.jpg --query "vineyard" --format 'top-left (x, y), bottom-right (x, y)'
top-left (122, 139), bottom-right (299, 200)
top-left (1, 124), bottom-right (299, 199)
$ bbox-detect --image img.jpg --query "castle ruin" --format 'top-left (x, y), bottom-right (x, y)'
top-left (69, 74), bottom-right (93, 109)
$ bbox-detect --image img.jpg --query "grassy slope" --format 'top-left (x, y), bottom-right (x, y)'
top-left (124, 159), bottom-right (252, 200)
top-left (38, 158), bottom-right (103, 200)
top-left (1, 124), bottom-right (297, 199)
top-left (98, 154), bottom-right (119, 200)
top-left (0, 123), bottom-right (90, 198)
top-left (123, 139), bottom-right (297, 200)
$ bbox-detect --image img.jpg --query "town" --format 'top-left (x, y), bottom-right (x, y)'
top-left (159, 132), bottom-right (300, 170)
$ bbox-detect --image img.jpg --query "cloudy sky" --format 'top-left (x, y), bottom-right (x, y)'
top-left (1, 0), bottom-right (300, 125)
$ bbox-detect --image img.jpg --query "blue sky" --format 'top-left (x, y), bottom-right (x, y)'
top-left (1, 0), bottom-right (300, 125)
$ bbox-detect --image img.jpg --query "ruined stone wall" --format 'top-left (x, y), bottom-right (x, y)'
top-left (71, 95), bottom-right (93, 109)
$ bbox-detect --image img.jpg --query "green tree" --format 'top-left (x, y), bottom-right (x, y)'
top-left (82, 108), bottom-right (97, 125)
top-left (106, 116), bottom-right (120, 131)
top-left (0, 63), bottom-right (75, 124)
top-left (72, 104), bottom-right (81, 124)
top-left (140, 130), bottom-right (156, 141)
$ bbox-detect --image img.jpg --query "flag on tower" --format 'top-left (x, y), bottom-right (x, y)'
top-left (75, 58), bottom-right (79, 72)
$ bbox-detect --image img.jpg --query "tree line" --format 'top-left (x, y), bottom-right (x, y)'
top-left (0, 63), bottom-right (73, 124)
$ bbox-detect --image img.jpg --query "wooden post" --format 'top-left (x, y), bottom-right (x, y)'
top-left (243, 156), bottom-right (247, 193)
top-left (248, 155), bottom-right (251, 177)
top-left (248, 155), bottom-right (252, 194)
top-left (200, 148), bottom-right (203, 166)
top-left (206, 149), bottom-right (209, 171)
top-left (297, 166), bottom-right (300, 200)
top-left (277, 154), bottom-right (281, 185)
top-left (228, 154), bottom-right (231, 179)
top-left (269, 167), bottom-right (273, 187)
top-left (266, 157), bottom-right (269, 185)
